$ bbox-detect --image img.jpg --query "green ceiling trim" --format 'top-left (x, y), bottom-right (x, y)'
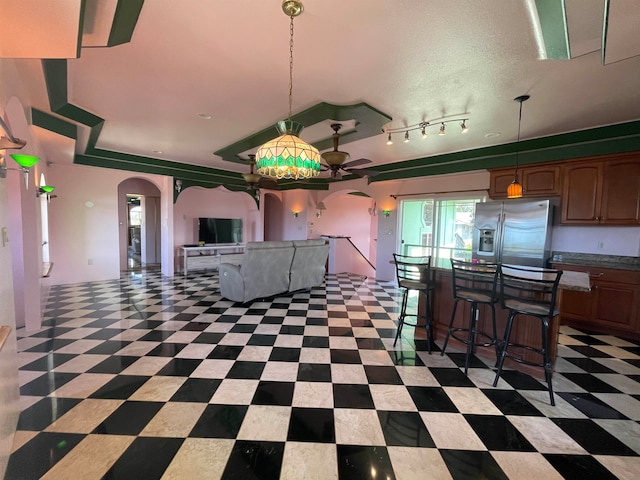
top-left (370, 122), bottom-right (640, 182)
top-left (31, 109), bottom-right (77, 139)
top-left (75, 153), bottom-right (247, 187)
top-left (213, 102), bottom-right (392, 164)
top-left (108, 0), bottom-right (145, 47)
top-left (42, 59), bottom-right (69, 111)
top-left (535, 0), bottom-right (570, 60)
top-left (76, 0), bottom-right (88, 58)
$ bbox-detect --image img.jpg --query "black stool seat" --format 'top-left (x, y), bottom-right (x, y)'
top-left (441, 259), bottom-right (500, 375)
top-left (493, 264), bottom-right (563, 406)
top-left (392, 254), bottom-right (435, 353)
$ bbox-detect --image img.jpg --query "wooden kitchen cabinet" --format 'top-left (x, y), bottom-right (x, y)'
top-left (554, 263), bottom-right (640, 339)
top-left (561, 153), bottom-right (640, 225)
top-left (489, 164), bottom-right (561, 199)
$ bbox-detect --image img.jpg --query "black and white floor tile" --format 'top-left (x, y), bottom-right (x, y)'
top-left (7, 271), bottom-right (640, 479)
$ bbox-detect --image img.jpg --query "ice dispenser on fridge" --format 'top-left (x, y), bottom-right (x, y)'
top-left (477, 229), bottom-right (495, 254)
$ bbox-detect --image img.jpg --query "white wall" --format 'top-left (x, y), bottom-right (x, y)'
top-left (552, 225), bottom-right (640, 256)
top-left (173, 186), bottom-right (260, 269)
top-left (0, 170), bottom-right (20, 480)
top-left (47, 163), bottom-right (167, 285)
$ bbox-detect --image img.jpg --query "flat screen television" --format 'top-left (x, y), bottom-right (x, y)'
top-left (198, 218), bottom-right (243, 244)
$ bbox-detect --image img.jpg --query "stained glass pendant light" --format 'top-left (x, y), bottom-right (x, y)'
top-left (255, 0), bottom-right (321, 180)
top-left (507, 95), bottom-right (529, 199)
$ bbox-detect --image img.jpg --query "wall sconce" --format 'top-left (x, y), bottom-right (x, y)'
top-left (382, 210), bottom-right (391, 217)
top-left (382, 116), bottom-right (469, 145)
top-left (175, 179), bottom-right (182, 193)
top-left (316, 201), bottom-right (326, 218)
top-left (37, 185), bottom-right (56, 202)
top-left (0, 153), bottom-right (40, 188)
top-left (292, 211), bottom-right (299, 218)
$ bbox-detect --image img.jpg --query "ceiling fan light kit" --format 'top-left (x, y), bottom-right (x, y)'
top-left (255, 0), bottom-right (321, 181)
top-left (383, 117), bottom-right (469, 145)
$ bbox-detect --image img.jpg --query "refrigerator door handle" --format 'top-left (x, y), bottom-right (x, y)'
top-left (497, 212), bottom-right (505, 263)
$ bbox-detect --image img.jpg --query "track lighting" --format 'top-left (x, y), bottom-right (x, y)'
top-left (382, 117), bottom-right (468, 145)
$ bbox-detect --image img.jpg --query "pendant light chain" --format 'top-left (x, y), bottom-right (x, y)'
top-left (288, 14), bottom-right (295, 122)
top-left (514, 98), bottom-right (523, 176)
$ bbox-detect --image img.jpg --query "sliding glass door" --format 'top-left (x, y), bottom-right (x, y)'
top-left (399, 197), bottom-right (479, 268)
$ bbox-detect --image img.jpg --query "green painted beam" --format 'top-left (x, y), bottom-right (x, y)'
top-left (213, 102), bottom-right (392, 164)
top-left (370, 121), bottom-right (640, 182)
top-left (31, 109), bottom-right (77, 139)
top-left (108, 0), bottom-right (145, 47)
top-left (535, 0), bottom-right (571, 59)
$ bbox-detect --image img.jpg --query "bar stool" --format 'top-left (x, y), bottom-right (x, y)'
top-left (493, 265), bottom-right (563, 406)
top-left (392, 254), bottom-right (435, 353)
top-left (441, 259), bottom-right (500, 375)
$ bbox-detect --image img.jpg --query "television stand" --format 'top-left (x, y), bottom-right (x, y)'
top-left (180, 244), bottom-right (245, 275)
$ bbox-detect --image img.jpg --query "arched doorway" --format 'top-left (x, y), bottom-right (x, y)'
top-left (118, 178), bottom-right (162, 271)
top-left (263, 193), bottom-right (284, 241)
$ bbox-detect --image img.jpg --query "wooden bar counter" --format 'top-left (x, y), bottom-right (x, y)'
top-left (416, 266), bottom-right (590, 378)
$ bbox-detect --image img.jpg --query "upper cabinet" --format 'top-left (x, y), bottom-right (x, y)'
top-left (488, 164), bottom-right (561, 199)
top-left (561, 153), bottom-right (640, 225)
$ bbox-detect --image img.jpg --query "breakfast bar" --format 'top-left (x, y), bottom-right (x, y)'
top-left (414, 265), bottom-right (591, 378)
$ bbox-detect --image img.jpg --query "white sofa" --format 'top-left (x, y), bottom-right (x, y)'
top-left (219, 239), bottom-right (329, 303)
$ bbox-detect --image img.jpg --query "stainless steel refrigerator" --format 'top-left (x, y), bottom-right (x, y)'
top-left (472, 199), bottom-right (553, 267)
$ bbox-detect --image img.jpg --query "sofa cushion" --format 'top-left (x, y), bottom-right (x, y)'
top-left (289, 240), bottom-right (329, 292)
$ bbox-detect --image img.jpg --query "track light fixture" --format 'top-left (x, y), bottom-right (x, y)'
top-left (382, 117), bottom-right (469, 145)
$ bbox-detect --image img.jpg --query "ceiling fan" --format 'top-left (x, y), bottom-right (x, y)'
top-left (242, 154), bottom-right (279, 191)
top-left (321, 123), bottom-right (379, 180)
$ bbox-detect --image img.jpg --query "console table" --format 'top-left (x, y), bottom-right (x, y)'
top-left (180, 244), bottom-right (245, 275)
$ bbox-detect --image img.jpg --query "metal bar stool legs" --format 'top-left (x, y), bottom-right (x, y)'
top-left (441, 259), bottom-right (500, 376)
top-left (492, 265), bottom-right (563, 406)
top-left (392, 254), bottom-right (435, 354)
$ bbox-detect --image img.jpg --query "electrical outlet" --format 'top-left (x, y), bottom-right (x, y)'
top-left (88, 258), bottom-right (93, 265)
top-left (597, 241), bottom-right (604, 250)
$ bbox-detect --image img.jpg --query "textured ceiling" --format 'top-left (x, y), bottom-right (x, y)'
top-left (3, 0), bottom-right (640, 186)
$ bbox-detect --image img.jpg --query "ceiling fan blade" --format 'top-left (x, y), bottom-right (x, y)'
top-left (344, 168), bottom-right (380, 178)
top-left (342, 158), bottom-right (372, 169)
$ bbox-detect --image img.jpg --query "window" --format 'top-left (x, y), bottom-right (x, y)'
top-left (399, 197), bottom-right (481, 268)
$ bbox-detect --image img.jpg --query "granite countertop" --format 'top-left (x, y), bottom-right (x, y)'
top-left (431, 265), bottom-right (591, 292)
top-left (551, 252), bottom-right (640, 271)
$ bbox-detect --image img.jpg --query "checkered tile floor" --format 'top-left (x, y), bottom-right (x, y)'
top-left (7, 271), bottom-right (640, 479)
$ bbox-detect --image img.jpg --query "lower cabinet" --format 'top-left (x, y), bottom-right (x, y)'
top-left (553, 264), bottom-right (640, 339)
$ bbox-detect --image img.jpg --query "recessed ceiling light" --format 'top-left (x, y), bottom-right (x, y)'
top-left (197, 113), bottom-right (212, 120)
top-left (484, 132), bottom-right (501, 138)
top-left (152, 150), bottom-right (163, 154)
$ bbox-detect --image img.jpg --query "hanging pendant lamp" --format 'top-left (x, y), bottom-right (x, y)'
top-left (507, 95), bottom-right (529, 198)
top-left (255, 0), bottom-right (321, 180)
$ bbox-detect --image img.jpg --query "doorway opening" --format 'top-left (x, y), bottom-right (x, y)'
top-left (119, 178), bottom-right (161, 273)
top-left (127, 195), bottom-right (143, 269)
